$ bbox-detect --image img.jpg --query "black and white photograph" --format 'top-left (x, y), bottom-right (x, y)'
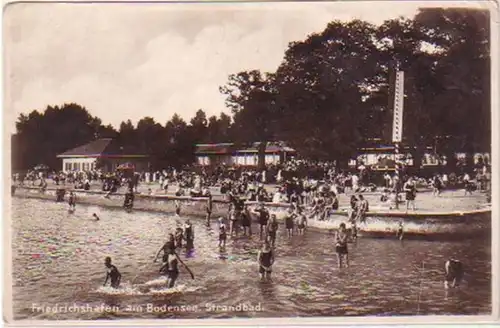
top-left (4, 0), bottom-right (496, 322)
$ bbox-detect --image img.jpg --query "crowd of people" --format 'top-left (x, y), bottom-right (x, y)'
top-left (12, 159), bottom-right (482, 292)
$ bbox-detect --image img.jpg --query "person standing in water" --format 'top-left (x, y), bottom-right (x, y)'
top-left (355, 194), bottom-right (369, 224)
top-left (68, 191), bottom-right (76, 211)
top-left (396, 221), bottom-right (404, 240)
top-left (159, 247), bottom-right (194, 288)
top-left (205, 193), bottom-right (213, 226)
top-left (103, 257), bottom-right (121, 289)
top-left (184, 220), bottom-right (195, 251)
top-left (175, 200), bottom-right (181, 217)
top-left (241, 205), bottom-right (252, 236)
top-left (174, 227), bottom-right (184, 249)
top-left (403, 177), bottom-right (417, 212)
top-left (296, 207), bottom-right (307, 235)
top-left (266, 214), bottom-right (279, 247)
top-left (154, 234), bottom-right (176, 263)
top-left (334, 223), bottom-right (349, 269)
top-left (284, 207), bottom-right (295, 238)
top-left (257, 242), bottom-right (274, 281)
top-left (218, 217), bottom-right (227, 248)
top-left (253, 203), bottom-right (270, 240)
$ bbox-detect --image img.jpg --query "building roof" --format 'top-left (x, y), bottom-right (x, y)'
top-left (57, 138), bottom-right (148, 158)
top-left (194, 143), bottom-right (235, 155)
top-left (195, 142), bottom-right (296, 155)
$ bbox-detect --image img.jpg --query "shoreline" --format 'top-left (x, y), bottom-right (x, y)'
top-left (12, 186), bottom-right (491, 241)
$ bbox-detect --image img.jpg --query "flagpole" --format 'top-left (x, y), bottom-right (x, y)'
top-left (392, 70), bottom-right (405, 210)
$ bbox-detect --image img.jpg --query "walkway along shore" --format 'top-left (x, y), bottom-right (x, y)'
top-left (12, 185), bottom-right (491, 241)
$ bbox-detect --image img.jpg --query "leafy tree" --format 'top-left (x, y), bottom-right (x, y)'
top-left (12, 103), bottom-right (115, 171)
top-left (220, 70), bottom-right (278, 169)
top-left (272, 20), bottom-right (381, 167)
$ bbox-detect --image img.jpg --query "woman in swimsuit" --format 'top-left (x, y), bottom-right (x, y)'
top-left (335, 223), bottom-right (349, 269)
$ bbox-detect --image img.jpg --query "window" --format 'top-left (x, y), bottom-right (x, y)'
top-left (83, 163), bottom-right (89, 171)
top-left (65, 162), bottom-right (71, 171)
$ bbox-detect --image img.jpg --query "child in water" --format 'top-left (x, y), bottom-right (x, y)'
top-left (218, 217), bottom-right (227, 248)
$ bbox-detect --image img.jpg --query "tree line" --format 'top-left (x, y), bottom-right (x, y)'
top-left (11, 7), bottom-right (490, 172)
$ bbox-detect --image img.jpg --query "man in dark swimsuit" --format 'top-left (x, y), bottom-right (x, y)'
top-left (445, 259), bottom-right (464, 289)
top-left (159, 247), bottom-right (180, 288)
top-left (159, 247), bottom-right (195, 288)
top-left (184, 220), bottom-right (195, 251)
top-left (335, 223), bottom-right (349, 268)
top-left (241, 205), bottom-right (252, 236)
top-left (92, 213), bottom-right (100, 221)
top-left (154, 234), bottom-right (176, 263)
top-left (257, 242), bottom-right (274, 281)
top-left (396, 221), bottom-right (404, 240)
top-left (104, 257), bottom-right (121, 288)
top-left (285, 207), bottom-right (295, 238)
top-left (266, 215), bottom-right (279, 247)
top-left (253, 203), bottom-right (270, 240)
top-left (68, 192), bottom-right (76, 211)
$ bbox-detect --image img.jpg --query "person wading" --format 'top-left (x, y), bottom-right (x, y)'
top-left (334, 223), bottom-right (349, 269)
top-left (257, 242), bottom-right (274, 281)
top-left (159, 248), bottom-right (195, 288)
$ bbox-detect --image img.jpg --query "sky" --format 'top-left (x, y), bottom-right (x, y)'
top-left (3, 0), bottom-right (487, 134)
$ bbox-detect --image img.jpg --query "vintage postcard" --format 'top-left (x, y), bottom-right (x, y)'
top-left (3, 0), bottom-right (498, 326)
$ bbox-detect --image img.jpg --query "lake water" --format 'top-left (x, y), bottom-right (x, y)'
top-left (11, 197), bottom-right (491, 320)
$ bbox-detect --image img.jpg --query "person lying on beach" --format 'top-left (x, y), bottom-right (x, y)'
top-left (103, 257), bottom-right (121, 289)
top-left (92, 213), bottom-right (100, 221)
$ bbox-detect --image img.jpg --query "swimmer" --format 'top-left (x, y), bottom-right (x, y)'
top-left (334, 223), bottom-right (349, 269)
top-left (154, 234), bottom-right (176, 263)
top-left (218, 217), bottom-right (227, 248)
top-left (92, 213), bottom-right (100, 221)
top-left (158, 247), bottom-right (195, 288)
top-left (103, 257), bottom-right (121, 289)
top-left (257, 242), bottom-right (274, 281)
top-left (444, 259), bottom-right (464, 289)
top-left (266, 214), bottom-right (279, 247)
